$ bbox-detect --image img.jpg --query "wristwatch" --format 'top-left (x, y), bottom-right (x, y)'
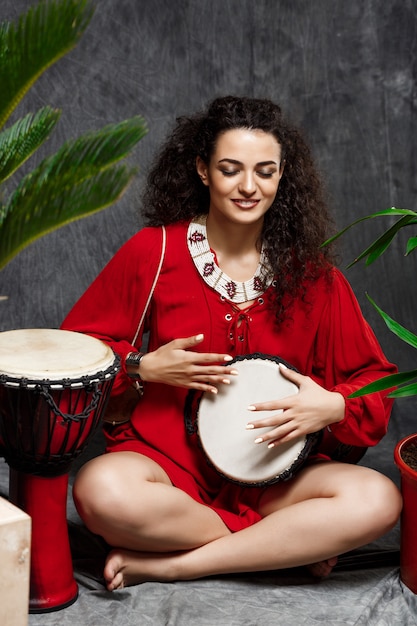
top-left (125, 351), bottom-right (145, 380)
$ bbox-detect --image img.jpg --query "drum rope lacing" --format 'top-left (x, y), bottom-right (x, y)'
top-left (39, 381), bottom-right (102, 422)
top-left (0, 360), bottom-right (120, 423)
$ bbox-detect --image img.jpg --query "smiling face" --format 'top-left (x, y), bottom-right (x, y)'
top-left (196, 128), bottom-right (284, 228)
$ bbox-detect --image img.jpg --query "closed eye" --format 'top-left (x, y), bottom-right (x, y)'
top-left (220, 169), bottom-right (276, 178)
top-left (257, 171), bottom-right (275, 178)
top-left (220, 169), bottom-right (239, 177)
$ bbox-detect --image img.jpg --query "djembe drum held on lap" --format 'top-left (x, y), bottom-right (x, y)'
top-left (0, 329), bottom-right (119, 613)
top-left (186, 354), bottom-right (319, 486)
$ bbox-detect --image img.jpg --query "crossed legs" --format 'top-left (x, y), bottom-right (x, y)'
top-left (72, 451), bottom-right (402, 591)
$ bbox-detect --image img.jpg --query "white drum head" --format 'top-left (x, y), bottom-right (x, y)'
top-left (0, 328), bottom-right (115, 381)
top-left (198, 355), bottom-right (310, 485)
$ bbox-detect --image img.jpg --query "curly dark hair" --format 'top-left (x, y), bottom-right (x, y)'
top-left (142, 95), bottom-right (337, 324)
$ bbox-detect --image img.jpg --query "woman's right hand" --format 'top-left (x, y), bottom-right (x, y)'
top-left (137, 334), bottom-right (237, 393)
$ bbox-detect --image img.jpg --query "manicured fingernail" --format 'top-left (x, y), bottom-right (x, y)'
top-left (196, 334), bottom-right (204, 341)
top-left (210, 388), bottom-right (218, 394)
top-left (247, 405), bottom-right (256, 411)
top-left (246, 423), bottom-right (254, 429)
top-left (229, 369), bottom-right (239, 375)
top-left (279, 363), bottom-right (288, 369)
top-left (267, 442), bottom-right (275, 449)
top-left (222, 378), bottom-right (230, 384)
top-left (254, 437), bottom-right (263, 444)
top-left (224, 355), bottom-right (233, 361)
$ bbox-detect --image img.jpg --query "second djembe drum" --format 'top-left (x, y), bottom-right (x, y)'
top-left (0, 328), bottom-right (119, 613)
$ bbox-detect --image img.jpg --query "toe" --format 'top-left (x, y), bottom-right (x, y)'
top-left (307, 557), bottom-right (338, 578)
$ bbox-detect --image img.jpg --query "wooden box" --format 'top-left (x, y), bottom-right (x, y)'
top-left (0, 496), bottom-right (31, 626)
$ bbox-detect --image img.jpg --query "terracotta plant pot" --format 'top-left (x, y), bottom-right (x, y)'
top-left (394, 433), bottom-right (417, 593)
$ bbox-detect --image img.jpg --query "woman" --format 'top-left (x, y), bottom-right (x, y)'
top-left (62, 95), bottom-right (401, 591)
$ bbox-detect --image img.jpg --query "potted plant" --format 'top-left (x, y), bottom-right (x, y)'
top-left (0, 0), bottom-right (147, 278)
top-left (324, 206), bottom-right (417, 593)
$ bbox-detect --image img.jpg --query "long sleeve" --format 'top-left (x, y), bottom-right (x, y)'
top-left (61, 227), bottom-right (165, 394)
top-left (312, 269), bottom-right (397, 447)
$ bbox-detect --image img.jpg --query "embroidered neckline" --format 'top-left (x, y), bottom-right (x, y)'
top-left (187, 215), bottom-right (274, 303)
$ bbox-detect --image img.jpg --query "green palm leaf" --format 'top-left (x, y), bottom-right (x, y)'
top-left (0, 107), bottom-right (61, 185)
top-left (0, 0), bottom-right (94, 128)
top-left (0, 1), bottom-right (148, 273)
top-left (0, 165), bottom-right (136, 269)
top-left (5, 116), bottom-right (147, 215)
top-left (0, 116), bottom-right (147, 269)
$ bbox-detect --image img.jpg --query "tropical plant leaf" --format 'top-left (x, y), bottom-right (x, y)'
top-left (406, 236), bottom-right (417, 256)
top-left (322, 208), bottom-right (417, 267)
top-left (388, 383), bottom-right (417, 398)
top-left (348, 369), bottom-right (417, 397)
top-left (1, 116), bottom-right (147, 224)
top-left (348, 214), bottom-right (417, 267)
top-left (0, 165), bottom-right (137, 269)
top-left (0, 113), bottom-right (148, 269)
top-left (0, 0), bottom-right (94, 128)
top-left (325, 206), bottom-right (417, 401)
top-left (0, 107), bottom-right (61, 185)
top-left (322, 208), bottom-right (417, 247)
top-left (366, 294), bottom-right (417, 349)
top-left (28, 116), bottom-right (147, 183)
top-left (0, 1), bottom-right (148, 274)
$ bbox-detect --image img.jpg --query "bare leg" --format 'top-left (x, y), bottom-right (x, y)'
top-left (73, 451), bottom-right (231, 552)
top-left (73, 454), bottom-right (401, 591)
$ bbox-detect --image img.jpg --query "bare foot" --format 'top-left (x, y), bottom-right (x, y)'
top-left (104, 548), bottom-right (181, 591)
top-left (104, 548), bottom-right (339, 591)
top-left (306, 556), bottom-right (338, 578)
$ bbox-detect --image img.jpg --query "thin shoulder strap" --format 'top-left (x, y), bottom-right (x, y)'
top-left (131, 225), bottom-right (166, 345)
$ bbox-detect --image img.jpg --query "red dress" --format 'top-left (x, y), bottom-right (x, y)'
top-left (62, 220), bottom-right (397, 531)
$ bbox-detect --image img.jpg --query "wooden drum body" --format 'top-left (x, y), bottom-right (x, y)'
top-left (0, 329), bottom-right (119, 613)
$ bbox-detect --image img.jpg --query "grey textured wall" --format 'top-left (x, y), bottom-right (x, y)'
top-left (1, 0), bottom-right (416, 447)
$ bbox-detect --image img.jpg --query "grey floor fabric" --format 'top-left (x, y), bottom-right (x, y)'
top-left (28, 567), bottom-right (417, 626)
top-left (1, 428), bottom-right (417, 625)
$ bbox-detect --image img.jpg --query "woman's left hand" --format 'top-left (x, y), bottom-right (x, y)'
top-left (246, 365), bottom-right (345, 448)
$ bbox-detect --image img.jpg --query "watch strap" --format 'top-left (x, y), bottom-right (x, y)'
top-left (125, 352), bottom-right (145, 380)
